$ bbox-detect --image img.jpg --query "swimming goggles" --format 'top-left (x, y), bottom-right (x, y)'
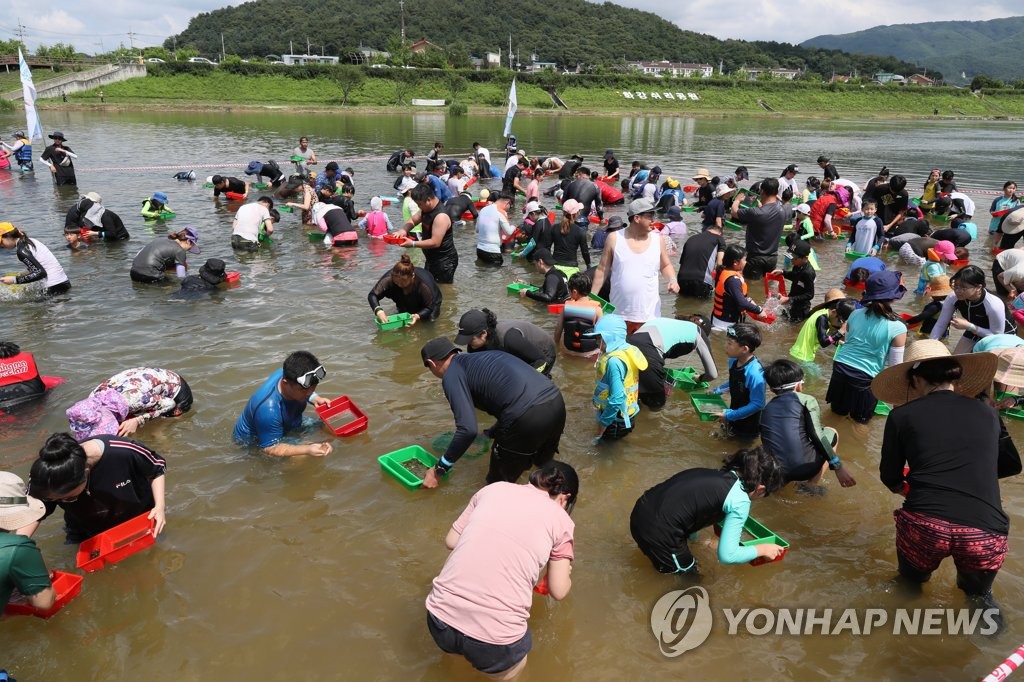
top-left (294, 365), bottom-right (326, 389)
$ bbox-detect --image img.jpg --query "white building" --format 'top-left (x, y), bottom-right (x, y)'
top-left (745, 67), bottom-right (801, 80)
top-left (629, 61), bottom-right (714, 78)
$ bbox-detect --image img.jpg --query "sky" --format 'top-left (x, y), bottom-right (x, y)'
top-left (0, 0), bottom-right (1021, 53)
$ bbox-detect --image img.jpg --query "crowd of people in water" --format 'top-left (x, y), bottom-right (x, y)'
top-left (4, 131), bottom-right (1024, 678)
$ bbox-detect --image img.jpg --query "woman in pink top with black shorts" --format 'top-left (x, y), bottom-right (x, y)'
top-left (425, 461), bottom-right (579, 679)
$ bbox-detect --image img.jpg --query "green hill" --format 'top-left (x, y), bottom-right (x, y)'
top-left (801, 15), bottom-right (1024, 83)
top-left (167, 0), bottom-right (925, 78)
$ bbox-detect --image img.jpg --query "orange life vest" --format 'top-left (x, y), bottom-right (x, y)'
top-left (713, 269), bottom-right (746, 320)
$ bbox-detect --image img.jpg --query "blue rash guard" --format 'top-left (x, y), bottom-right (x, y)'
top-left (233, 369), bottom-right (309, 448)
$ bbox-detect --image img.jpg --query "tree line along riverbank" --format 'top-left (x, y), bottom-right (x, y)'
top-left (37, 65), bottom-right (1024, 120)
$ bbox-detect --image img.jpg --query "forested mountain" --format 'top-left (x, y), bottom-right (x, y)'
top-left (167, 0), bottom-right (925, 78)
top-left (802, 15), bottom-right (1024, 83)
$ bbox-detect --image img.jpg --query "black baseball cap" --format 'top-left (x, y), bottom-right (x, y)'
top-left (421, 338), bottom-right (461, 366)
top-left (454, 310), bottom-right (488, 344)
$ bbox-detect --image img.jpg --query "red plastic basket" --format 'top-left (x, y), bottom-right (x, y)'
top-left (383, 234), bottom-right (406, 245)
top-left (224, 271), bottom-right (240, 283)
top-left (316, 396), bottom-right (368, 437)
top-left (763, 272), bottom-right (787, 297)
top-left (547, 303), bottom-right (564, 315)
top-left (951, 259), bottom-right (970, 268)
top-left (4, 571), bottom-right (83, 619)
top-left (224, 191), bottom-right (245, 200)
top-left (76, 513), bottom-right (156, 572)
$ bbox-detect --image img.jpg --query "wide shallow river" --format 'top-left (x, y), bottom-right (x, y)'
top-left (2, 110), bottom-right (1023, 680)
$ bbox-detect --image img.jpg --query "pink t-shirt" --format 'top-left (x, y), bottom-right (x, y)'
top-left (425, 482), bottom-right (575, 645)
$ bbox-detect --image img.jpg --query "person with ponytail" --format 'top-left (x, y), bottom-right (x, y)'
top-left (454, 308), bottom-right (557, 377)
top-left (826, 270), bottom-right (908, 423)
top-left (129, 227), bottom-right (200, 284)
top-left (425, 460), bottom-right (578, 679)
top-left (873, 341), bottom-right (1009, 623)
top-left (929, 265), bottom-right (1017, 353)
top-left (367, 254), bottom-right (442, 325)
top-left (28, 431), bottom-right (167, 543)
top-left (0, 222), bottom-right (70, 295)
top-left (630, 446), bottom-right (785, 574)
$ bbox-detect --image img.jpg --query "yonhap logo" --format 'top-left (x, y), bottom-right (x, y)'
top-left (650, 586), bottom-right (713, 656)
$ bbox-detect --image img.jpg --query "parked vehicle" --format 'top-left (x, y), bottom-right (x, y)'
top-left (188, 57), bottom-right (217, 65)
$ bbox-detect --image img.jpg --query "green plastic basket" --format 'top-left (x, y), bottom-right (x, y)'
top-left (308, 231), bottom-right (325, 243)
top-left (507, 282), bottom-right (539, 295)
top-left (376, 313), bottom-right (412, 331)
top-left (680, 206), bottom-right (698, 212)
top-left (996, 391), bottom-right (1024, 420)
top-left (253, 183), bottom-right (269, 190)
top-left (874, 402), bottom-right (892, 417)
top-left (724, 220), bottom-right (744, 231)
top-left (588, 293), bottom-right (616, 313)
top-left (159, 211), bottom-right (176, 220)
top-left (845, 251), bottom-right (868, 261)
top-left (290, 155), bottom-right (305, 163)
top-left (690, 393), bottom-right (727, 421)
top-left (666, 367), bottom-right (709, 392)
top-left (278, 205), bottom-right (294, 213)
top-left (715, 516), bottom-right (790, 565)
top-left (378, 446), bottom-right (442, 490)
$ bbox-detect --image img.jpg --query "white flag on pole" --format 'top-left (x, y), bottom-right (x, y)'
top-left (502, 78), bottom-right (517, 139)
top-left (19, 49), bottom-right (43, 142)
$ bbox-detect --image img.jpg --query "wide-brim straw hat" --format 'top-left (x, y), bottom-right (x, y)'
top-left (872, 339), bottom-right (997, 406)
top-left (994, 346), bottom-right (1024, 390)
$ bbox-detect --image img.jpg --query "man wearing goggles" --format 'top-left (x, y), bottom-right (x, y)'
top-left (233, 351), bottom-right (333, 457)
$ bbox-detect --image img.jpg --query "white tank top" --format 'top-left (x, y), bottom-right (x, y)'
top-left (610, 231), bottom-right (661, 323)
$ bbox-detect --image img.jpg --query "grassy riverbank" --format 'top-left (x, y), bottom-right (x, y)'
top-left (43, 70), bottom-right (1024, 120)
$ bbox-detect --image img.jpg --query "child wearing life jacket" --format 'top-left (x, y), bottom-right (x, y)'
top-left (0, 341), bottom-right (46, 410)
top-left (553, 271), bottom-right (604, 356)
top-left (710, 323), bottom-right (765, 440)
top-left (140, 191), bottom-right (171, 219)
top-left (357, 196), bottom-right (394, 238)
top-left (711, 245), bottom-right (764, 332)
top-left (588, 314), bottom-right (648, 442)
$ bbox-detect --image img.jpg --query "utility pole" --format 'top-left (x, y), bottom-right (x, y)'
top-left (399, 0), bottom-right (406, 44)
top-left (172, 35), bottom-right (176, 60)
top-left (290, 40), bottom-right (294, 56)
top-left (306, 37), bottom-right (311, 55)
top-left (221, 32), bottom-right (226, 61)
top-left (127, 30), bottom-right (138, 63)
top-left (508, 34), bottom-right (512, 70)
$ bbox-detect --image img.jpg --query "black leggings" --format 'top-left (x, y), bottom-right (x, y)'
top-left (999, 231), bottom-right (1024, 250)
top-left (46, 281), bottom-right (71, 295)
top-left (476, 249), bottom-right (503, 266)
top-left (486, 394), bottom-right (566, 483)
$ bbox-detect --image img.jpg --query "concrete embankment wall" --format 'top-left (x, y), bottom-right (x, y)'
top-left (1, 64), bottom-right (147, 101)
